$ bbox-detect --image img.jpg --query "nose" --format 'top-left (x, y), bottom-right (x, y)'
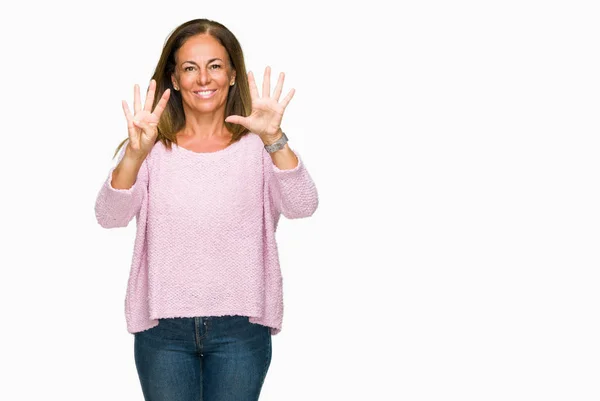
top-left (197, 67), bottom-right (210, 85)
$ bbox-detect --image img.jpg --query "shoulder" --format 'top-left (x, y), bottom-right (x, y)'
top-left (242, 132), bottom-right (265, 148)
top-left (239, 132), bottom-right (269, 158)
top-left (146, 141), bottom-right (164, 162)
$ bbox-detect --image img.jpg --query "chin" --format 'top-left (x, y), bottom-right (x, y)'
top-left (195, 102), bottom-right (227, 113)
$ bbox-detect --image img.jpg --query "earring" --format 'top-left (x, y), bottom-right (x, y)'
top-left (230, 81), bottom-right (235, 86)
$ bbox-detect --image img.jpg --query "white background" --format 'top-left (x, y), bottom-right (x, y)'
top-left (0, 0), bottom-right (598, 400)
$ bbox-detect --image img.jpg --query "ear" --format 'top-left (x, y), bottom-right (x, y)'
top-left (171, 73), bottom-right (178, 89)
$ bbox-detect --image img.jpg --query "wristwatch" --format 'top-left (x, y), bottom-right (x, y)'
top-left (264, 132), bottom-right (288, 153)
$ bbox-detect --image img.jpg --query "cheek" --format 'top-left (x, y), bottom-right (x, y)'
top-left (180, 75), bottom-right (195, 86)
top-left (210, 70), bottom-right (229, 82)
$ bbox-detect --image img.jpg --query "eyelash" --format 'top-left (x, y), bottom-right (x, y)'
top-left (184, 65), bottom-right (221, 72)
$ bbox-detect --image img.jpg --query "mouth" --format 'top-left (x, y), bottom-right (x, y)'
top-left (193, 89), bottom-right (217, 99)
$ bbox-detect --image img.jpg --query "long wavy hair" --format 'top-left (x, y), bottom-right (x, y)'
top-left (113, 18), bottom-right (252, 158)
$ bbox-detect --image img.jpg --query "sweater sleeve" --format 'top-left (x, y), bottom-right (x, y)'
top-left (263, 147), bottom-right (319, 220)
top-left (94, 143), bottom-right (149, 228)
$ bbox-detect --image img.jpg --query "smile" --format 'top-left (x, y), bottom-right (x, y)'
top-left (193, 90), bottom-right (217, 99)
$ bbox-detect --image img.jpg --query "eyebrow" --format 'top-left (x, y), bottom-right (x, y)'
top-left (181, 58), bottom-right (223, 66)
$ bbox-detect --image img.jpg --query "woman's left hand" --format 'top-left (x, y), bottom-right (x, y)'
top-left (225, 66), bottom-right (295, 144)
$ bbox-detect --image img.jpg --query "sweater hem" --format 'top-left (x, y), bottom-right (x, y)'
top-left (126, 309), bottom-right (282, 336)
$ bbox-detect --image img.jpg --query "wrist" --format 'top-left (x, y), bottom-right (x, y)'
top-left (264, 130), bottom-right (288, 153)
top-left (124, 145), bottom-right (148, 164)
top-left (262, 128), bottom-right (284, 146)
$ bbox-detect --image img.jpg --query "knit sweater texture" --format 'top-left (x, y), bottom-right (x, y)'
top-left (94, 132), bottom-right (318, 335)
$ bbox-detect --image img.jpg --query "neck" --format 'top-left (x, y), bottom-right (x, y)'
top-left (179, 107), bottom-right (230, 140)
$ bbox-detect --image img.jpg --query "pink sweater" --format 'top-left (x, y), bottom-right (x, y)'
top-left (94, 133), bottom-right (318, 335)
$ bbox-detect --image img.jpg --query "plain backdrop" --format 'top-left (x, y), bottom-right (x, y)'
top-left (0, 0), bottom-right (598, 400)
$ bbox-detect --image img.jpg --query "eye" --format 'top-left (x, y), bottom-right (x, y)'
top-left (184, 66), bottom-right (196, 72)
top-left (210, 64), bottom-right (222, 70)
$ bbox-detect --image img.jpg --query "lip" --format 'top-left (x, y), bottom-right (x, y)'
top-left (193, 89), bottom-right (217, 99)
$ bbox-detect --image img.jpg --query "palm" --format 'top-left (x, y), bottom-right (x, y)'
top-left (225, 66), bottom-right (295, 140)
top-left (244, 97), bottom-right (285, 136)
top-left (122, 79), bottom-right (171, 156)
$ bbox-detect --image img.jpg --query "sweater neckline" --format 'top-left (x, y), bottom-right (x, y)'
top-left (167, 133), bottom-right (249, 158)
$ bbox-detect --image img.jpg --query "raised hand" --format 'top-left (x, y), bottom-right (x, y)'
top-left (225, 66), bottom-right (295, 143)
top-left (122, 79), bottom-right (170, 158)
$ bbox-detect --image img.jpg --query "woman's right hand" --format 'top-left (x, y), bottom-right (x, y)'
top-left (122, 79), bottom-right (171, 159)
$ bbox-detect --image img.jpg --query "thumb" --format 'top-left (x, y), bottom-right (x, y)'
top-left (225, 115), bottom-right (247, 126)
top-left (133, 119), bottom-right (155, 132)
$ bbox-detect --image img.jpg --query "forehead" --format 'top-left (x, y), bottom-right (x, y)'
top-left (175, 34), bottom-right (228, 62)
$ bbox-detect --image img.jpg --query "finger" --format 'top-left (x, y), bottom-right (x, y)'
top-left (272, 72), bottom-right (284, 102)
top-left (281, 88), bottom-right (295, 109)
top-left (262, 66), bottom-right (271, 98)
top-left (152, 89), bottom-right (171, 119)
top-left (248, 71), bottom-right (259, 100)
top-left (122, 100), bottom-right (134, 128)
top-left (134, 84), bottom-right (141, 114)
top-left (144, 79), bottom-right (156, 112)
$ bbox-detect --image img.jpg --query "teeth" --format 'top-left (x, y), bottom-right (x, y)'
top-left (195, 90), bottom-right (214, 95)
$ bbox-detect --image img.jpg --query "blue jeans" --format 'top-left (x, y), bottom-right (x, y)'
top-left (134, 315), bottom-right (272, 401)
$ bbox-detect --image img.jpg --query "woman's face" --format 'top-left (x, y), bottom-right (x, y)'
top-left (171, 34), bottom-right (236, 116)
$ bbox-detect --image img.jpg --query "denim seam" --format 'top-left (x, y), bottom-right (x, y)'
top-left (258, 332), bottom-right (272, 390)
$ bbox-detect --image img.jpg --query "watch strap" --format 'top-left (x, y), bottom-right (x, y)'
top-left (264, 132), bottom-right (288, 153)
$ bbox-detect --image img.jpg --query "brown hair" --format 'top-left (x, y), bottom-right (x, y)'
top-left (113, 18), bottom-right (252, 158)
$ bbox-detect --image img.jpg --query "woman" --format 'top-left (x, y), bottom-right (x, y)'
top-left (94, 18), bottom-right (318, 400)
